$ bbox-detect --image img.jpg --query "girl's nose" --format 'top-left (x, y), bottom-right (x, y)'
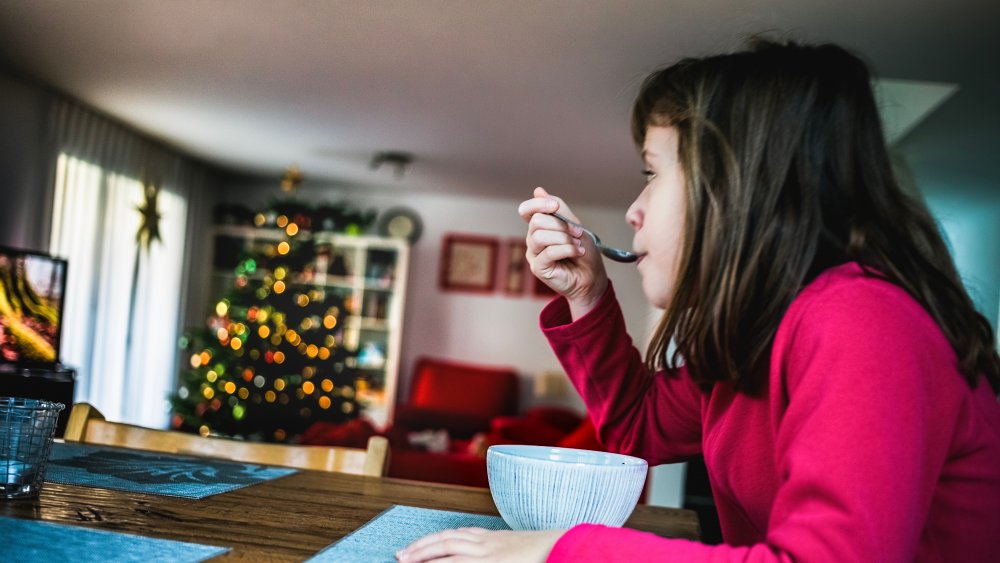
top-left (626, 198), bottom-right (643, 231)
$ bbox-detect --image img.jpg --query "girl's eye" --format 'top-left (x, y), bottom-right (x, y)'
top-left (642, 169), bottom-right (656, 183)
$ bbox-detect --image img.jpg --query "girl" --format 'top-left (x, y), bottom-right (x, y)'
top-left (398, 39), bottom-right (1000, 562)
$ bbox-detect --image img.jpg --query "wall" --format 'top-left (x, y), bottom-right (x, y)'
top-left (896, 84), bottom-right (1000, 332)
top-left (923, 191), bottom-right (999, 332)
top-left (0, 70), bottom-right (51, 251)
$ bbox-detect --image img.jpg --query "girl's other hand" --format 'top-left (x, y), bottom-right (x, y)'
top-left (518, 187), bottom-right (608, 319)
top-left (395, 527), bottom-right (562, 563)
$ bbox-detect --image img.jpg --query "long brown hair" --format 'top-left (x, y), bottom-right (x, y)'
top-left (632, 39), bottom-right (1000, 394)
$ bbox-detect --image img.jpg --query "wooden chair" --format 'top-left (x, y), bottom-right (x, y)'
top-left (63, 403), bottom-right (389, 477)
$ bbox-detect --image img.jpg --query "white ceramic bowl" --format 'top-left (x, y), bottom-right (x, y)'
top-left (487, 445), bottom-right (648, 531)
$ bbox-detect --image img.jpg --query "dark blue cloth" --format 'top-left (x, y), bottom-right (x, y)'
top-left (45, 442), bottom-right (296, 499)
top-left (308, 505), bottom-right (510, 562)
top-left (0, 516), bottom-right (227, 562)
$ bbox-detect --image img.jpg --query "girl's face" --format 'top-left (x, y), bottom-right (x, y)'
top-left (626, 125), bottom-right (687, 309)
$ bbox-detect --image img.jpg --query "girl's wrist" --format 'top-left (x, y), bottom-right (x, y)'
top-left (535, 529), bottom-right (566, 561)
top-left (567, 278), bottom-right (609, 321)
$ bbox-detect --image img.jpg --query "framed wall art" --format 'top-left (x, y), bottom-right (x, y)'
top-left (439, 234), bottom-right (499, 292)
top-left (501, 238), bottom-right (528, 295)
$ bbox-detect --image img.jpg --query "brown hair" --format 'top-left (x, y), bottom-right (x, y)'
top-left (632, 39), bottom-right (999, 394)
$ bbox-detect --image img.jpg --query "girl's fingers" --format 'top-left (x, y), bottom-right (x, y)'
top-left (526, 236), bottom-right (584, 278)
top-left (518, 187), bottom-right (578, 224)
top-left (526, 213), bottom-right (582, 244)
top-left (526, 227), bottom-right (581, 256)
top-left (532, 245), bottom-right (586, 283)
top-left (396, 529), bottom-right (488, 562)
top-left (401, 529), bottom-right (465, 552)
top-left (401, 528), bottom-right (487, 551)
top-left (517, 197), bottom-right (557, 221)
top-left (534, 243), bottom-right (585, 267)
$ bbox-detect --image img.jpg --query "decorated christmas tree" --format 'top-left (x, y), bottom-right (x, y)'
top-left (170, 170), bottom-right (372, 442)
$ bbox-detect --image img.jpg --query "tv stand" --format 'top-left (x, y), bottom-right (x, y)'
top-left (0, 365), bottom-right (76, 437)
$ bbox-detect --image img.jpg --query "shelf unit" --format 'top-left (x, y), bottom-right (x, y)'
top-left (211, 225), bottom-right (409, 428)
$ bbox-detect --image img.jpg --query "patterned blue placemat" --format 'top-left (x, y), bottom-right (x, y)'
top-left (308, 505), bottom-right (511, 562)
top-left (0, 515), bottom-right (228, 562)
top-left (44, 442), bottom-right (297, 499)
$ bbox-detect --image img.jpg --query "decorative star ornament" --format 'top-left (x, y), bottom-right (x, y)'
top-left (136, 184), bottom-right (162, 250)
top-left (281, 165), bottom-right (304, 195)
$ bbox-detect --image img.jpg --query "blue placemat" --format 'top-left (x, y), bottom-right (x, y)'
top-left (45, 442), bottom-right (297, 499)
top-left (0, 515), bottom-right (228, 562)
top-left (308, 505), bottom-right (511, 562)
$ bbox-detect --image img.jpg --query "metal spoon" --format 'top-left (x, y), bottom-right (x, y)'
top-left (551, 212), bottom-right (641, 263)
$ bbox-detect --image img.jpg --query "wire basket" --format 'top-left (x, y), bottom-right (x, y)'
top-left (1, 397), bottom-right (65, 499)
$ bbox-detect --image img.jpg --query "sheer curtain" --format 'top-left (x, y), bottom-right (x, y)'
top-left (47, 99), bottom-right (210, 428)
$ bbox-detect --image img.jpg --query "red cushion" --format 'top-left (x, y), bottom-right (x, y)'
top-left (408, 357), bottom-right (518, 417)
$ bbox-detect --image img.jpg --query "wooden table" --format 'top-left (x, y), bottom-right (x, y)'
top-left (1, 452), bottom-right (700, 560)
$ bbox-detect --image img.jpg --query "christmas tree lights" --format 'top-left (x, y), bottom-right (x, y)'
top-left (169, 215), bottom-right (363, 442)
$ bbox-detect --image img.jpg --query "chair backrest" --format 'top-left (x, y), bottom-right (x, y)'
top-left (63, 403), bottom-right (389, 477)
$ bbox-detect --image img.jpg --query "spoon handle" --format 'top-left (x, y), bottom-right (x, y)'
top-left (550, 212), bottom-right (586, 232)
top-left (549, 213), bottom-right (640, 263)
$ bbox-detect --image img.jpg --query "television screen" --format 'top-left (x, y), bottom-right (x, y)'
top-left (0, 246), bottom-right (67, 367)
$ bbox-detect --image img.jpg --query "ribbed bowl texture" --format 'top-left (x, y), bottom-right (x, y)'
top-left (487, 445), bottom-right (648, 531)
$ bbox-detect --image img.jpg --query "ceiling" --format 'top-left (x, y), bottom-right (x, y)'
top-left (0, 0), bottom-right (996, 207)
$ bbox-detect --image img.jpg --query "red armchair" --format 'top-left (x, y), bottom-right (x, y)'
top-left (386, 357), bottom-right (520, 487)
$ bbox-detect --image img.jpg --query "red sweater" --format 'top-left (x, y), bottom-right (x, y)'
top-left (541, 263), bottom-right (1000, 562)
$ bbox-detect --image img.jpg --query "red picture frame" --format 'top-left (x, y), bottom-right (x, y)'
top-left (501, 238), bottom-right (529, 296)
top-left (439, 234), bottom-right (499, 292)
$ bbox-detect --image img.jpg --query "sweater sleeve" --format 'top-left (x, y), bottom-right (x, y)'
top-left (541, 283), bottom-right (702, 464)
top-left (547, 275), bottom-right (958, 562)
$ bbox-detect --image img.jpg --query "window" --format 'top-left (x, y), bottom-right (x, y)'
top-left (50, 153), bottom-right (188, 428)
